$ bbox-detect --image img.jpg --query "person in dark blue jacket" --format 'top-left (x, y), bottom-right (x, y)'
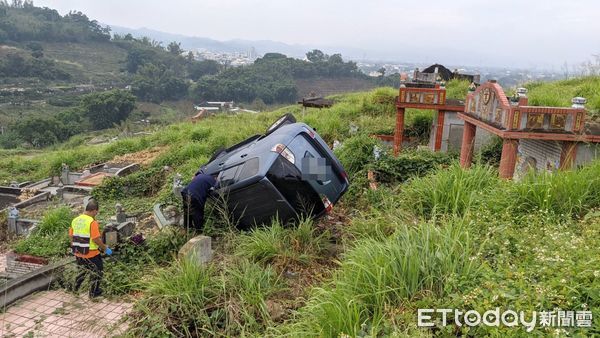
top-left (181, 173), bottom-right (217, 231)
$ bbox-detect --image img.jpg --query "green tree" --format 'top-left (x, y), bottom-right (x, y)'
top-left (81, 90), bottom-right (136, 130)
top-left (125, 48), bottom-right (156, 73)
top-left (167, 41), bottom-right (183, 55)
top-left (187, 59), bottom-right (220, 80)
top-left (131, 63), bottom-right (188, 103)
top-left (14, 116), bottom-right (60, 147)
top-left (185, 51), bottom-right (194, 62)
top-left (306, 49), bottom-right (328, 62)
top-left (0, 130), bottom-right (23, 149)
top-left (26, 42), bottom-right (43, 58)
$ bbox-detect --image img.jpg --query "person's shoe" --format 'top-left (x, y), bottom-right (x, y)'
top-left (89, 293), bottom-right (104, 301)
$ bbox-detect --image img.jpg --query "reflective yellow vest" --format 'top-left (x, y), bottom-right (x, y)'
top-left (70, 214), bottom-right (98, 255)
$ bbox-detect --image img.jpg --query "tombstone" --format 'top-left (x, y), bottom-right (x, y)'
top-left (104, 230), bottom-right (118, 247)
top-left (172, 173), bottom-right (183, 200)
top-left (178, 235), bottom-right (212, 265)
top-left (55, 184), bottom-right (64, 201)
top-left (61, 163), bottom-right (70, 185)
top-left (116, 221), bottom-right (135, 237)
top-left (115, 203), bottom-right (127, 223)
top-left (163, 205), bottom-right (179, 224)
top-left (7, 206), bottom-right (18, 234)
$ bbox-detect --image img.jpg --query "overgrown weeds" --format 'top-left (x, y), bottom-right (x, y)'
top-left (235, 218), bottom-right (331, 269)
top-left (13, 206), bottom-right (72, 258)
top-left (402, 164), bottom-right (498, 218)
top-left (127, 257), bottom-right (286, 337)
top-left (282, 219), bottom-right (478, 337)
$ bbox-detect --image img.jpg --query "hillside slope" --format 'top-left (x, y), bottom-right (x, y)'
top-left (1, 84), bottom-right (599, 337)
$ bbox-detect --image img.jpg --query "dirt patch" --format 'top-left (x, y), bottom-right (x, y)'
top-left (110, 146), bottom-right (167, 167)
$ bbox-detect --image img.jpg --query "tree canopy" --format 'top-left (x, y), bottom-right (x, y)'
top-left (0, 1), bottom-right (111, 43)
top-left (81, 89), bottom-right (136, 130)
top-left (192, 50), bottom-right (363, 104)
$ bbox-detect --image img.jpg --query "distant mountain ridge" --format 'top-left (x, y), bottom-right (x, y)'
top-left (108, 25), bottom-right (370, 60)
top-left (109, 25), bottom-right (309, 57)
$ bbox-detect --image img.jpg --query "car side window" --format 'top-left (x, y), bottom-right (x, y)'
top-left (219, 165), bottom-right (240, 187)
top-left (237, 157), bottom-right (259, 181)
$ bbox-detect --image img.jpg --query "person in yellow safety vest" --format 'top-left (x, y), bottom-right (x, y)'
top-left (69, 199), bottom-right (112, 298)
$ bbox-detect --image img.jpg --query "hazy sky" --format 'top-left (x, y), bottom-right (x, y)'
top-left (34, 0), bottom-right (600, 68)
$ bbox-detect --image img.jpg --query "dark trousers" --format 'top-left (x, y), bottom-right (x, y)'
top-left (181, 193), bottom-right (205, 231)
top-left (74, 255), bottom-right (103, 297)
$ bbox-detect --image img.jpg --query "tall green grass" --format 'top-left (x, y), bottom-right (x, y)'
top-left (445, 79), bottom-right (471, 100)
top-left (128, 257), bottom-right (286, 337)
top-left (500, 161), bottom-right (600, 217)
top-left (128, 258), bottom-right (221, 337)
top-left (224, 259), bottom-right (284, 332)
top-left (525, 76), bottom-right (600, 116)
top-left (402, 164), bottom-right (499, 218)
top-left (235, 218), bottom-right (331, 268)
top-left (283, 220), bottom-right (478, 337)
top-left (13, 206), bottom-right (72, 258)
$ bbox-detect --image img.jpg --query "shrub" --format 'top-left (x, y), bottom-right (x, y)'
top-left (404, 111), bottom-right (433, 141)
top-left (373, 150), bottom-right (454, 184)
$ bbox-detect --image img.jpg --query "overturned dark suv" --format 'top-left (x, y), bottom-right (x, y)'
top-left (200, 114), bottom-right (349, 228)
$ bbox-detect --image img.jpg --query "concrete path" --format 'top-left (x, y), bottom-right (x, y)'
top-left (0, 290), bottom-right (132, 337)
top-left (0, 254), bottom-right (6, 274)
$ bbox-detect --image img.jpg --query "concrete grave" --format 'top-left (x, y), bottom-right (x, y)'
top-left (178, 235), bottom-right (212, 265)
top-left (153, 203), bottom-right (181, 229)
top-left (116, 221), bottom-right (135, 237)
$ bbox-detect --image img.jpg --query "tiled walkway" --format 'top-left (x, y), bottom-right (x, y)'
top-left (0, 290), bottom-right (132, 337)
top-left (0, 254), bottom-right (6, 274)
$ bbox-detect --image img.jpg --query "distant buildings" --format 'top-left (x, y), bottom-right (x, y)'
top-left (191, 101), bottom-right (258, 122)
top-left (194, 48), bottom-right (258, 66)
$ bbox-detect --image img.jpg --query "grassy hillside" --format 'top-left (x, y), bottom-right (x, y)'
top-left (42, 41), bottom-right (128, 83)
top-left (2, 81), bottom-right (599, 336)
top-left (525, 76), bottom-right (600, 118)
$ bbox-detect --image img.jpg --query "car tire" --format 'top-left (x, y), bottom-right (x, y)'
top-left (209, 147), bottom-right (227, 162)
top-left (265, 113), bottom-right (296, 135)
